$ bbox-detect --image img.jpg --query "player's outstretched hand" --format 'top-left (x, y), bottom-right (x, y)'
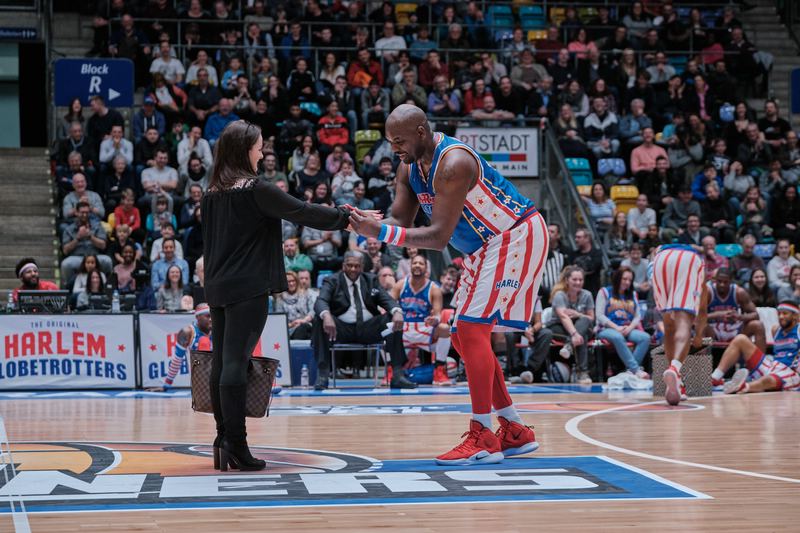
top-left (349, 207), bottom-right (383, 238)
top-left (343, 204), bottom-right (383, 221)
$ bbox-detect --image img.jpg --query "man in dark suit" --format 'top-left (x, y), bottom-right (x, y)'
top-left (313, 251), bottom-right (416, 390)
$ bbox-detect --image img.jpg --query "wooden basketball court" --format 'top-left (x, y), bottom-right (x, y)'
top-left (1, 385), bottom-right (798, 532)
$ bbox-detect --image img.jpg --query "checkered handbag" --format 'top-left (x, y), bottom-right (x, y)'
top-left (190, 350), bottom-right (280, 418)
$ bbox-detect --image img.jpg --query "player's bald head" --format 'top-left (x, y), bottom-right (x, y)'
top-left (385, 104), bottom-right (432, 164)
top-left (386, 104), bottom-right (428, 131)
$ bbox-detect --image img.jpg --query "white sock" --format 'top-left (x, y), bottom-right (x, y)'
top-left (711, 368), bottom-right (724, 380)
top-left (434, 337), bottom-right (451, 362)
top-left (671, 359), bottom-right (683, 372)
top-left (472, 413), bottom-right (492, 429)
top-left (495, 405), bottom-right (523, 424)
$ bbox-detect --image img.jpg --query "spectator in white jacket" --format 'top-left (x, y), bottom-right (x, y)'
top-left (98, 125), bottom-right (133, 167)
top-left (177, 125), bottom-right (213, 176)
top-left (767, 238), bottom-right (800, 292)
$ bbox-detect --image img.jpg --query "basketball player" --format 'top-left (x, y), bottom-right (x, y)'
top-left (390, 254), bottom-right (452, 386)
top-left (650, 244), bottom-right (710, 406)
top-left (350, 104), bottom-right (548, 465)
top-left (704, 268), bottom-right (766, 351)
top-left (712, 301), bottom-right (800, 394)
top-left (148, 303), bottom-right (212, 392)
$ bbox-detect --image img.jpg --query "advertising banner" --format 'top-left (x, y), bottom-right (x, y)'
top-left (454, 127), bottom-right (539, 177)
top-left (139, 313), bottom-right (194, 388)
top-left (0, 314), bottom-right (136, 389)
top-left (140, 313), bottom-right (291, 388)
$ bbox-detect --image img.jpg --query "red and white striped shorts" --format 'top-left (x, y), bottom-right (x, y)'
top-left (452, 212), bottom-right (548, 332)
top-left (746, 350), bottom-right (800, 391)
top-left (651, 248), bottom-right (705, 315)
top-left (403, 322), bottom-right (435, 349)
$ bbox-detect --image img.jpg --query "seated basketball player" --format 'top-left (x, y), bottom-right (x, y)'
top-left (390, 254), bottom-right (452, 385)
top-left (705, 268), bottom-right (766, 352)
top-left (712, 301), bottom-right (800, 394)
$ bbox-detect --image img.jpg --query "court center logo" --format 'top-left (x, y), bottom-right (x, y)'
top-left (0, 441), bottom-right (708, 512)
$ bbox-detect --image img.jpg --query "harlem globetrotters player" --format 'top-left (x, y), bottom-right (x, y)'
top-left (350, 105), bottom-right (548, 465)
top-left (649, 244), bottom-right (710, 406)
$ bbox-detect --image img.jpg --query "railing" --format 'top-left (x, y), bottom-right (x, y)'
top-left (539, 123), bottom-right (611, 270)
top-left (777, 0), bottom-right (800, 50)
top-left (103, 15), bottom-right (752, 60)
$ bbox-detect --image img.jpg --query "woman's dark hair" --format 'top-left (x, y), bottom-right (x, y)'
top-left (209, 120), bottom-right (262, 190)
top-left (164, 265), bottom-right (184, 290)
top-left (78, 254), bottom-right (100, 274)
top-left (591, 181), bottom-right (608, 201)
top-left (312, 181), bottom-right (332, 204)
top-left (65, 97), bottom-right (82, 121)
top-left (611, 266), bottom-right (635, 299)
top-left (86, 270), bottom-right (104, 294)
top-left (121, 243), bottom-right (137, 261)
top-left (747, 267), bottom-right (777, 307)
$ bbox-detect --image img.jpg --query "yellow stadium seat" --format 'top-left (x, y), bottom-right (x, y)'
top-left (611, 185), bottom-right (639, 214)
top-left (578, 7), bottom-right (597, 21)
top-left (512, 0), bottom-right (534, 13)
top-left (549, 7), bottom-right (565, 25)
top-left (395, 3), bottom-right (417, 28)
top-left (355, 129), bottom-right (382, 167)
top-left (527, 30), bottom-right (548, 42)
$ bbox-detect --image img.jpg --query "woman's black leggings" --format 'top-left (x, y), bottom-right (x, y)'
top-left (210, 292), bottom-right (270, 387)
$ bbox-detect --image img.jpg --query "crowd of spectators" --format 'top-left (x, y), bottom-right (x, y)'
top-left (40, 0), bottom-right (800, 383)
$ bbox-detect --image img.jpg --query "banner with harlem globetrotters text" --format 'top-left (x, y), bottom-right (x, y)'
top-left (0, 314), bottom-right (136, 389)
top-left (454, 127), bottom-right (540, 177)
top-left (139, 313), bottom-right (292, 388)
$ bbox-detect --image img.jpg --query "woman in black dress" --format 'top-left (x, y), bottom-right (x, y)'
top-left (202, 120), bottom-right (351, 471)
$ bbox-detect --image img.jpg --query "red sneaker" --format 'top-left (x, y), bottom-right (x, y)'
top-left (435, 420), bottom-right (504, 466)
top-left (711, 376), bottom-right (725, 387)
top-left (496, 416), bottom-right (539, 457)
top-left (663, 365), bottom-right (681, 406)
top-left (382, 365), bottom-right (393, 386)
top-left (433, 365), bottom-right (452, 386)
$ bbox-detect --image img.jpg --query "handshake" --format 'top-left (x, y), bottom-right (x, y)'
top-left (342, 204), bottom-right (384, 238)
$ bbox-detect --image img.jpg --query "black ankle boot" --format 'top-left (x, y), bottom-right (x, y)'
top-left (219, 436), bottom-right (266, 471)
top-left (213, 432), bottom-right (224, 470)
top-left (219, 384), bottom-right (266, 471)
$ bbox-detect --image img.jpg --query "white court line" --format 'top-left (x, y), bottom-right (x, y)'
top-left (0, 416), bottom-right (31, 533)
top-left (564, 395), bottom-right (800, 485)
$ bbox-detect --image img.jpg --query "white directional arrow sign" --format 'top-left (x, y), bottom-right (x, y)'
top-left (108, 88), bottom-right (120, 101)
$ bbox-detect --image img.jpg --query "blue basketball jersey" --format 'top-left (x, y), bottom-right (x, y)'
top-left (407, 133), bottom-right (537, 255)
top-left (707, 282), bottom-right (739, 316)
top-left (399, 278), bottom-right (432, 323)
top-left (773, 324), bottom-right (800, 370)
top-left (601, 286), bottom-right (637, 327)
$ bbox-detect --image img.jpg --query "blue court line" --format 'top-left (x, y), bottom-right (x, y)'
top-left (0, 384), bottom-right (606, 400)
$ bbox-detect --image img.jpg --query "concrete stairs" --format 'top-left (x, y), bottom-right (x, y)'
top-left (50, 11), bottom-right (95, 59)
top-left (0, 149), bottom-right (59, 293)
top-left (739, 0), bottom-right (800, 128)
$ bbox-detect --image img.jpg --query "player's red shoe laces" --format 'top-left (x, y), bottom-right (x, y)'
top-left (663, 365), bottom-right (682, 406)
top-left (495, 416), bottom-right (539, 457)
top-left (435, 420), bottom-right (504, 466)
top-left (433, 365), bottom-right (452, 386)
